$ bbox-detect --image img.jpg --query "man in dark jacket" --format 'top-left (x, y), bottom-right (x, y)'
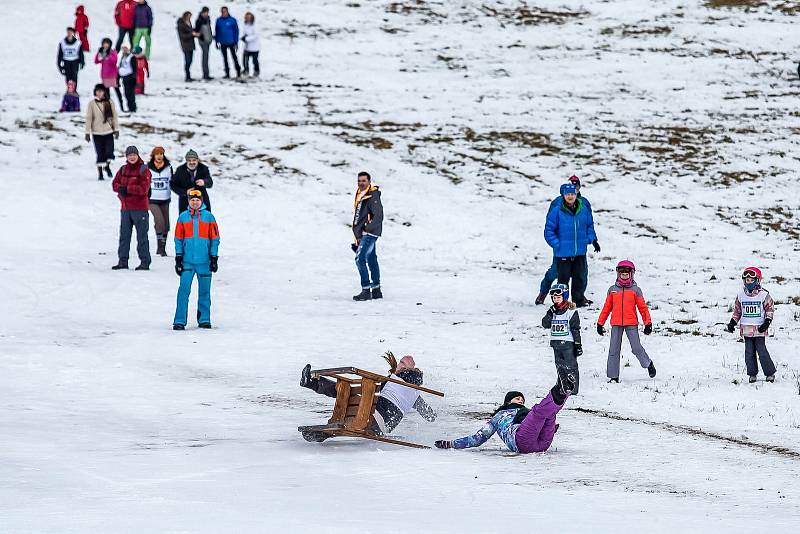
top-left (194, 7), bottom-right (214, 80)
top-left (132, 0), bottom-right (153, 58)
top-left (57, 27), bottom-right (85, 88)
top-left (111, 146), bottom-right (152, 270)
top-left (176, 12), bottom-right (197, 82)
top-left (171, 149), bottom-right (213, 213)
top-left (214, 6), bottom-right (241, 78)
top-left (351, 171), bottom-right (383, 301)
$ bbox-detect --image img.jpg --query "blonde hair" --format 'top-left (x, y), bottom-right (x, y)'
top-left (382, 351), bottom-right (398, 374)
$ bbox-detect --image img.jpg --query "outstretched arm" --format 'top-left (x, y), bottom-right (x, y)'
top-left (413, 396), bottom-right (436, 422)
top-left (448, 420), bottom-right (497, 449)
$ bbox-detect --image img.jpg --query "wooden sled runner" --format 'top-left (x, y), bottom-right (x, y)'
top-left (298, 367), bottom-right (445, 449)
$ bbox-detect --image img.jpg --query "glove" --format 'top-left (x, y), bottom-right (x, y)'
top-left (726, 319), bottom-right (736, 333)
top-left (757, 318), bottom-right (771, 333)
top-left (175, 255), bottom-right (184, 276)
top-left (644, 324), bottom-right (653, 335)
top-left (118, 185), bottom-right (127, 197)
top-left (574, 344), bottom-right (583, 357)
top-left (597, 324), bottom-right (605, 336)
top-left (114, 131), bottom-right (119, 139)
top-left (592, 240), bottom-right (601, 253)
top-left (434, 440), bottom-right (452, 449)
top-left (350, 243), bottom-right (358, 253)
top-left (210, 256), bottom-right (218, 273)
top-left (85, 133), bottom-right (91, 142)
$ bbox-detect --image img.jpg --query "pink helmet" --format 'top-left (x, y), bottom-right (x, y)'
top-left (742, 267), bottom-right (762, 280)
top-left (616, 260), bottom-right (635, 271)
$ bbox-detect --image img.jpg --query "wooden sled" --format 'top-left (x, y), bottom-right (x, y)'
top-left (298, 367), bottom-right (444, 449)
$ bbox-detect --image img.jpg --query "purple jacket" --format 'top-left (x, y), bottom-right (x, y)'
top-left (95, 49), bottom-right (118, 79)
top-left (134, 1), bottom-right (153, 28)
top-left (60, 93), bottom-right (81, 112)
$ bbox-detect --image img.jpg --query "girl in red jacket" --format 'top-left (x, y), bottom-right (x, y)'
top-left (75, 5), bottom-right (90, 52)
top-left (134, 46), bottom-right (149, 94)
top-left (596, 260), bottom-right (656, 382)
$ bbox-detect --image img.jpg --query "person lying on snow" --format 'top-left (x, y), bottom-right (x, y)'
top-left (300, 352), bottom-right (437, 442)
top-left (434, 371), bottom-right (576, 453)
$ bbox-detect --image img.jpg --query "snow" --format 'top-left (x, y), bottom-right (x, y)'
top-left (2, 0), bottom-right (800, 531)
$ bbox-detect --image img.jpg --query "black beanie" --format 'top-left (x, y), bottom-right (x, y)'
top-left (504, 390), bottom-right (525, 405)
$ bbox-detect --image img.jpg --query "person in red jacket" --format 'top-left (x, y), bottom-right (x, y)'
top-left (75, 5), bottom-right (90, 52)
top-left (111, 146), bottom-right (152, 270)
top-left (596, 260), bottom-right (656, 382)
top-left (114, 0), bottom-right (136, 51)
top-left (134, 46), bottom-right (149, 94)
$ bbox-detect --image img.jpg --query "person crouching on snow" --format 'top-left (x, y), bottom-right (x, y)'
top-left (433, 373), bottom-right (576, 453)
top-left (542, 283), bottom-right (582, 394)
top-left (59, 80), bottom-right (81, 112)
top-left (299, 352), bottom-right (436, 442)
top-left (597, 260), bottom-right (656, 383)
top-left (726, 267), bottom-right (776, 383)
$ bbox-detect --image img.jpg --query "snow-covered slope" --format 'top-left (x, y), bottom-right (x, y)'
top-left (2, 0), bottom-right (799, 531)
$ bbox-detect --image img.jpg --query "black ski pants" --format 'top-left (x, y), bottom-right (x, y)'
top-left (115, 27), bottom-right (134, 51)
top-left (121, 75), bottom-right (137, 112)
top-left (63, 60), bottom-right (80, 87)
top-left (552, 341), bottom-right (580, 394)
top-left (556, 255), bottom-right (587, 303)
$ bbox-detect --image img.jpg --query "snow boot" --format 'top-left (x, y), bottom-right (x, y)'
top-left (300, 364), bottom-right (314, 388)
top-left (648, 361), bottom-right (657, 378)
top-left (748, 375), bottom-right (757, 383)
top-left (105, 163), bottom-right (112, 178)
top-left (371, 287), bottom-right (383, 299)
top-left (111, 261), bottom-right (128, 270)
top-left (135, 263), bottom-right (149, 271)
top-left (198, 323), bottom-right (212, 329)
top-left (535, 292), bottom-right (546, 305)
top-left (766, 375), bottom-right (775, 383)
top-left (173, 324), bottom-right (185, 330)
top-left (353, 289), bottom-right (372, 301)
top-left (302, 430), bottom-right (332, 443)
top-left (97, 166), bottom-right (105, 180)
top-left (575, 298), bottom-right (593, 308)
top-left (608, 377), bottom-right (619, 383)
top-left (156, 237), bottom-right (167, 257)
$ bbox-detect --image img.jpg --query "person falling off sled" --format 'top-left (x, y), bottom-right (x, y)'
top-left (725, 267), bottom-right (776, 383)
top-left (597, 260), bottom-right (656, 383)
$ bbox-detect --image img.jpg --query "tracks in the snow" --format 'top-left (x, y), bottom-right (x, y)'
top-left (569, 406), bottom-right (800, 460)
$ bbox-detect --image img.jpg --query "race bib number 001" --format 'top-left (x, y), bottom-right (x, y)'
top-left (742, 302), bottom-right (762, 318)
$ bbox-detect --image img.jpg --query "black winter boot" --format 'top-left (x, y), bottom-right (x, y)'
top-left (198, 323), bottom-right (212, 329)
top-left (156, 237), bottom-right (167, 257)
top-left (173, 324), bottom-right (185, 330)
top-left (97, 166), bottom-right (105, 180)
top-left (748, 375), bottom-right (757, 383)
top-left (105, 163), bottom-right (113, 177)
top-left (111, 261), bottom-right (128, 270)
top-left (300, 364), bottom-right (318, 389)
top-left (648, 361), bottom-right (657, 378)
top-left (135, 263), bottom-right (149, 271)
top-left (766, 375), bottom-right (775, 383)
top-left (371, 287), bottom-right (383, 299)
top-left (353, 289), bottom-right (372, 301)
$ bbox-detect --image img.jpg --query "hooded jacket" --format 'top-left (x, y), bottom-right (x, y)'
top-left (95, 48), bottom-right (118, 79)
top-left (112, 157), bottom-right (151, 211)
top-left (544, 197), bottom-right (597, 258)
top-left (352, 185), bottom-right (383, 241)
top-left (215, 15), bottom-right (239, 45)
top-left (114, 0), bottom-right (136, 29)
top-left (242, 22), bottom-right (260, 52)
top-left (75, 6), bottom-right (90, 51)
top-left (133, 1), bottom-right (153, 29)
top-left (174, 205), bottom-right (220, 266)
top-left (597, 281), bottom-right (651, 327)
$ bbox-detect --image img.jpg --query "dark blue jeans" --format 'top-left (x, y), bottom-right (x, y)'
top-left (355, 235), bottom-right (380, 289)
top-left (539, 255), bottom-right (589, 295)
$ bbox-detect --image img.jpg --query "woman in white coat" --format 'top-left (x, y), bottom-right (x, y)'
top-left (241, 12), bottom-right (261, 77)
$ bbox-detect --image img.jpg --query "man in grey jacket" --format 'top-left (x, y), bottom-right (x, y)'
top-left (351, 171), bottom-right (383, 301)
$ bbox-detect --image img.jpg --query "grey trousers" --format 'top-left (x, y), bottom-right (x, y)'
top-left (118, 210), bottom-right (151, 265)
top-left (553, 341), bottom-right (579, 394)
top-left (744, 337), bottom-right (776, 377)
top-left (607, 325), bottom-right (651, 379)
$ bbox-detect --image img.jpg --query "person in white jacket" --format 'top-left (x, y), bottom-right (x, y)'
top-left (241, 12), bottom-right (261, 77)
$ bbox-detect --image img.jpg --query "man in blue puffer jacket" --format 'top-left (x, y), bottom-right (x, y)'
top-left (544, 182), bottom-right (597, 307)
top-left (173, 190), bottom-right (220, 330)
top-left (536, 175), bottom-right (600, 305)
top-left (214, 6), bottom-right (241, 78)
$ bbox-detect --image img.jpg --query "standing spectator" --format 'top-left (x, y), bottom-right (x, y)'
top-left (543, 182), bottom-right (597, 307)
top-left (85, 84), bottom-right (119, 180)
top-left (173, 190), bottom-right (220, 330)
top-left (351, 171), bottom-right (383, 301)
top-left (114, 0), bottom-right (136, 51)
top-left (171, 150), bottom-right (213, 213)
top-left (59, 80), bottom-right (81, 112)
top-left (215, 6), bottom-right (241, 79)
top-left (95, 38), bottom-right (124, 111)
top-left (241, 12), bottom-right (260, 78)
top-left (147, 147), bottom-right (173, 257)
top-left (111, 146), bottom-right (152, 271)
top-left (132, 0), bottom-right (153, 59)
top-left (57, 27), bottom-right (84, 89)
top-left (194, 7), bottom-right (214, 80)
top-left (177, 11), bottom-right (197, 82)
top-left (74, 5), bottom-right (90, 52)
top-left (118, 45), bottom-right (137, 113)
top-left (134, 46), bottom-right (149, 94)
top-left (536, 175), bottom-right (598, 305)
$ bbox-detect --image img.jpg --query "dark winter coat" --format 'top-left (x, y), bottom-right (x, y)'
top-left (112, 158), bottom-right (152, 211)
top-left (214, 15), bottom-right (239, 45)
top-left (194, 14), bottom-right (213, 45)
top-left (171, 162), bottom-right (213, 213)
top-left (177, 17), bottom-right (195, 52)
top-left (57, 37), bottom-right (85, 68)
top-left (133, 1), bottom-right (153, 29)
top-left (352, 185), bottom-right (383, 241)
top-left (544, 198), bottom-right (597, 258)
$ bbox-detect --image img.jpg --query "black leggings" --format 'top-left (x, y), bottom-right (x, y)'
top-left (243, 51), bottom-right (259, 74)
top-left (92, 133), bottom-right (115, 165)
